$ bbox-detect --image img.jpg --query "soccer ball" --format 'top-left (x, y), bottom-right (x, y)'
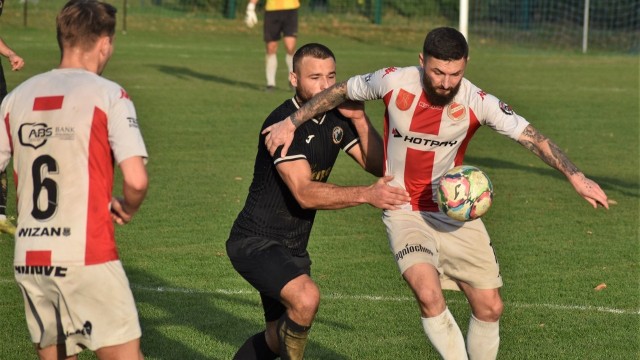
top-left (436, 165), bottom-right (493, 222)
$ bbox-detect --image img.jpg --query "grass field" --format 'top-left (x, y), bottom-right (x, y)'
top-left (0, 9), bottom-right (638, 360)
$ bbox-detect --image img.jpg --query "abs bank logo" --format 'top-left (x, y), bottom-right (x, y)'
top-left (19, 123), bottom-right (52, 149)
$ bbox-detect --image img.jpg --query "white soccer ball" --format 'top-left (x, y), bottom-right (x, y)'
top-left (436, 165), bottom-right (493, 222)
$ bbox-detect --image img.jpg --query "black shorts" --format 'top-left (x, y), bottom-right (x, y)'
top-left (226, 233), bottom-right (310, 321)
top-left (263, 9), bottom-right (298, 42)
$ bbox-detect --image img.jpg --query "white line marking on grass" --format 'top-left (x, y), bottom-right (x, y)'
top-left (131, 284), bottom-right (640, 316)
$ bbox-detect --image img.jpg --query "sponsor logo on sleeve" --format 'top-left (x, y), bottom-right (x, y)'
top-left (499, 101), bottom-right (514, 115)
top-left (382, 67), bottom-right (397, 78)
top-left (127, 117), bottom-right (139, 128)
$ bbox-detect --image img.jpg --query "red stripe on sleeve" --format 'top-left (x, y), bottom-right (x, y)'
top-left (33, 96), bottom-right (64, 111)
top-left (26, 250), bottom-right (52, 266)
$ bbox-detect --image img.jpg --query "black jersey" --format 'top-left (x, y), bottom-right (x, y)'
top-left (229, 97), bottom-right (359, 256)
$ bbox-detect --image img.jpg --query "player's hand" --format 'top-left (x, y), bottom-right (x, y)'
top-left (569, 173), bottom-right (609, 209)
top-left (262, 117), bottom-right (296, 157)
top-left (337, 100), bottom-right (365, 121)
top-left (110, 197), bottom-right (133, 225)
top-left (8, 54), bottom-right (24, 71)
top-left (366, 176), bottom-right (411, 210)
top-left (245, 3), bottom-right (258, 28)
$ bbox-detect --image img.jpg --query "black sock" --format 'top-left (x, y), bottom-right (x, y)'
top-left (233, 331), bottom-right (278, 360)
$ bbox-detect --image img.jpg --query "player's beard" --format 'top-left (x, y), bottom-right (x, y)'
top-left (295, 89), bottom-right (312, 106)
top-left (423, 75), bottom-right (461, 107)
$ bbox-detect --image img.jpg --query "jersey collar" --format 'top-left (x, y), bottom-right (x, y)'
top-left (292, 96), bottom-right (326, 125)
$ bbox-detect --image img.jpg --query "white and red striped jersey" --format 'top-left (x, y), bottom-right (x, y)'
top-left (347, 66), bottom-right (529, 212)
top-left (0, 68), bottom-right (148, 266)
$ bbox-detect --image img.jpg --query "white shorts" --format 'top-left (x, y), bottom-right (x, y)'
top-left (15, 260), bottom-right (141, 355)
top-left (383, 209), bottom-right (502, 291)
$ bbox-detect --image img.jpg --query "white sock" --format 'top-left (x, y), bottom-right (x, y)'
top-left (421, 308), bottom-right (468, 360)
top-left (466, 315), bottom-right (499, 360)
top-left (285, 53), bottom-right (294, 73)
top-left (266, 54), bottom-right (277, 87)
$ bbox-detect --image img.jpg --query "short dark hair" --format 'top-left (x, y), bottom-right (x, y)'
top-left (422, 27), bottom-right (468, 61)
top-left (292, 43), bottom-right (336, 73)
top-left (57, 0), bottom-right (117, 52)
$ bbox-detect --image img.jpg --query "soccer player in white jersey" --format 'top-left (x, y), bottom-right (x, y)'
top-left (262, 27), bottom-right (609, 359)
top-left (0, 0), bottom-right (148, 358)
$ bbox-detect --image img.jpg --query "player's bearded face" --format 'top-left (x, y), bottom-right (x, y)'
top-left (291, 57), bottom-right (337, 103)
top-left (421, 56), bottom-right (466, 107)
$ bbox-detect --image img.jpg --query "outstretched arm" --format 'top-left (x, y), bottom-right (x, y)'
top-left (276, 160), bottom-right (409, 210)
top-left (263, 81), bottom-right (350, 157)
top-left (517, 125), bottom-right (608, 209)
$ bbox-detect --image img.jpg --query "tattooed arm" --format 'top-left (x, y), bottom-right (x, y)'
top-left (263, 81), bottom-right (349, 156)
top-left (517, 124), bottom-right (609, 209)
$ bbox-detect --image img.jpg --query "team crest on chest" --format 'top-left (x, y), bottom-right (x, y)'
top-left (447, 102), bottom-right (466, 122)
top-left (332, 126), bottom-right (344, 144)
top-left (395, 89), bottom-right (415, 111)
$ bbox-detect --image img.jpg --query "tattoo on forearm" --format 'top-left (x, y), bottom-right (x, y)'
top-left (519, 125), bottom-right (579, 176)
top-left (548, 141), bottom-right (579, 175)
top-left (291, 81), bottom-right (349, 128)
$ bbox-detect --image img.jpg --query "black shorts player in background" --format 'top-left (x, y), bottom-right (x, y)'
top-left (0, 0), bottom-right (25, 235)
top-left (226, 43), bottom-right (410, 360)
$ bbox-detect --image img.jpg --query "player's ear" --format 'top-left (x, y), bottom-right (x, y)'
top-left (289, 71), bottom-right (298, 88)
top-left (97, 36), bottom-right (113, 57)
top-left (419, 53), bottom-right (425, 67)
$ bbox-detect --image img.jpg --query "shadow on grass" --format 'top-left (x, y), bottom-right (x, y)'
top-left (150, 64), bottom-right (281, 93)
top-left (127, 267), bottom-right (348, 359)
top-left (465, 155), bottom-right (639, 198)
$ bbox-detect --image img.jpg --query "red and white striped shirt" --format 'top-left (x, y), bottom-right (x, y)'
top-left (0, 68), bottom-right (148, 266)
top-left (347, 66), bottom-right (529, 211)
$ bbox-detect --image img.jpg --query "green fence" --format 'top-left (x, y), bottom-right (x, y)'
top-left (7, 0), bottom-right (640, 53)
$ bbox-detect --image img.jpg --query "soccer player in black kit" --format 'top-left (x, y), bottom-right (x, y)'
top-left (226, 43), bottom-right (411, 360)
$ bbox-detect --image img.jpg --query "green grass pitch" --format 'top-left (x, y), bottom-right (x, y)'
top-left (0, 11), bottom-right (638, 360)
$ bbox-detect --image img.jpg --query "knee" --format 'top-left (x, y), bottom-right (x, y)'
top-left (299, 284), bottom-right (320, 314)
top-left (289, 283), bottom-right (320, 320)
top-left (414, 288), bottom-right (446, 317)
top-left (474, 298), bottom-right (503, 322)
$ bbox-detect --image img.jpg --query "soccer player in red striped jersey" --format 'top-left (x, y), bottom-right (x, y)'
top-left (0, 1), bottom-right (147, 358)
top-left (262, 27), bottom-right (608, 359)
